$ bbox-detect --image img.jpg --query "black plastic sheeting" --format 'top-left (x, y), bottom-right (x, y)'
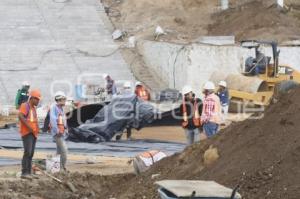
top-left (66, 96), bottom-right (181, 143)
top-left (67, 102), bottom-right (181, 129)
top-left (0, 128), bottom-right (185, 159)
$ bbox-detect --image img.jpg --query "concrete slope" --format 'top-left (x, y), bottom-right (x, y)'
top-left (0, 0), bottom-right (134, 105)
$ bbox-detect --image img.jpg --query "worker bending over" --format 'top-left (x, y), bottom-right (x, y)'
top-left (201, 81), bottom-right (221, 138)
top-left (217, 81), bottom-right (229, 125)
top-left (135, 81), bottom-right (150, 101)
top-left (50, 91), bottom-right (68, 172)
top-left (180, 85), bottom-right (202, 145)
top-left (18, 90), bottom-right (41, 179)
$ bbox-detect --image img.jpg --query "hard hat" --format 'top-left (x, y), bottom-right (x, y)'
top-left (219, 80), bottom-right (227, 88)
top-left (123, 81), bottom-right (132, 88)
top-left (29, 89), bottom-right (42, 100)
top-left (22, 81), bottom-right (30, 86)
top-left (135, 81), bottom-right (142, 86)
top-left (102, 73), bottom-right (109, 79)
top-left (182, 85), bottom-right (193, 95)
top-left (54, 91), bottom-right (67, 100)
top-left (203, 81), bottom-right (215, 90)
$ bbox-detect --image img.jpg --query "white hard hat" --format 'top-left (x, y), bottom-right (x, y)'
top-left (54, 91), bottom-right (67, 100)
top-left (123, 81), bottom-right (132, 88)
top-left (22, 81), bottom-right (30, 86)
top-left (182, 85), bottom-right (193, 95)
top-left (102, 73), bottom-right (109, 79)
top-left (219, 80), bottom-right (227, 88)
top-left (135, 81), bottom-right (142, 86)
top-left (203, 81), bottom-right (215, 90)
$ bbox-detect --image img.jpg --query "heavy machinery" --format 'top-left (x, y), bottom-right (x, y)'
top-left (211, 40), bottom-right (300, 107)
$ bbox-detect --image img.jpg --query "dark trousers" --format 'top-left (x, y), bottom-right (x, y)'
top-left (21, 133), bottom-right (36, 175)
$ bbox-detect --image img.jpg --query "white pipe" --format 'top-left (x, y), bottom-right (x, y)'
top-left (221, 0), bottom-right (229, 10)
top-left (277, 0), bottom-right (284, 7)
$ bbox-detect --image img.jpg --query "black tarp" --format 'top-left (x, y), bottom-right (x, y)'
top-left (67, 95), bottom-right (159, 143)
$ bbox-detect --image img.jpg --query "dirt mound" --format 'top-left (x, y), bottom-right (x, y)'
top-left (2, 87), bottom-right (300, 199)
top-left (0, 172), bottom-right (134, 199)
top-left (108, 86), bottom-right (300, 199)
top-left (102, 0), bottom-right (218, 42)
top-left (209, 0), bottom-right (300, 42)
top-left (103, 0), bottom-right (300, 42)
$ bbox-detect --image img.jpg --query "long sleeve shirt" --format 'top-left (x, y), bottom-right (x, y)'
top-left (50, 104), bottom-right (67, 137)
top-left (201, 93), bottom-right (221, 124)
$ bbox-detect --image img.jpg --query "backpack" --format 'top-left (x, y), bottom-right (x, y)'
top-left (15, 89), bottom-right (21, 109)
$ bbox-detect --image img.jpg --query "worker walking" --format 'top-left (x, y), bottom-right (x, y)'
top-left (50, 91), bottom-right (68, 172)
top-left (15, 81), bottom-right (30, 109)
top-left (201, 81), bottom-right (221, 138)
top-left (180, 85), bottom-right (202, 145)
top-left (18, 89), bottom-right (41, 179)
top-left (217, 81), bottom-right (229, 125)
top-left (135, 81), bottom-right (150, 101)
top-left (103, 74), bottom-right (117, 100)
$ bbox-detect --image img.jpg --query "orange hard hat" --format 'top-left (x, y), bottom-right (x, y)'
top-left (30, 89), bottom-right (42, 100)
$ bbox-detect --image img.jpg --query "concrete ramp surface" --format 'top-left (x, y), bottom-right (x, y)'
top-left (0, 0), bottom-right (134, 104)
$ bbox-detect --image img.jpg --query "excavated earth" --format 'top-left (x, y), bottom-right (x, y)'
top-left (102, 0), bottom-right (300, 42)
top-left (1, 87), bottom-right (300, 199)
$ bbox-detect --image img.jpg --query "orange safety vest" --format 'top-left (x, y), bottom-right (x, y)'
top-left (57, 113), bottom-right (65, 134)
top-left (182, 99), bottom-right (201, 128)
top-left (135, 86), bottom-right (150, 101)
top-left (20, 103), bottom-right (39, 138)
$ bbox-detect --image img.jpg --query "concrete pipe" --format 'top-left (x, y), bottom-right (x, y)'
top-left (210, 71), bottom-right (269, 93)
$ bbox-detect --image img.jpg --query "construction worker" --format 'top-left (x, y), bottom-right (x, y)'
top-left (103, 74), bottom-right (117, 100)
top-left (15, 81), bottom-right (30, 109)
top-left (116, 81), bottom-right (134, 141)
top-left (135, 81), bottom-right (150, 101)
top-left (18, 89), bottom-right (41, 179)
top-left (180, 85), bottom-right (202, 145)
top-left (50, 91), bottom-right (68, 172)
top-left (217, 81), bottom-right (229, 125)
top-left (201, 81), bottom-right (222, 138)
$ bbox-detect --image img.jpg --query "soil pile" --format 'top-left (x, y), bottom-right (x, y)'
top-left (2, 87), bottom-right (300, 199)
top-left (209, 0), bottom-right (300, 42)
top-left (102, 0), bottom-right (300, 42)
top-left (110, 86), bottom-right (300, 199)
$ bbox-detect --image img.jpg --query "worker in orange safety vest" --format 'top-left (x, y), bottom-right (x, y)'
top-left (135, 81), bottom-right (150, 101)
top-left (50, 91), bottom-right (68, 172)
top-left (18, 89), bottom-right (41, 179)
top-left (180, 85), bottom-right (203, 145)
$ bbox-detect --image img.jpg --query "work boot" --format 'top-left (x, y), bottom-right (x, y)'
top-left (21, 174), bottom-right (33, 180)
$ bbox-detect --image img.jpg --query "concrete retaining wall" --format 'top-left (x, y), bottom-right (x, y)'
top-left (137, 40), bottom-right (300, 97)
top-left (0, 0), bottom-right (134, 106)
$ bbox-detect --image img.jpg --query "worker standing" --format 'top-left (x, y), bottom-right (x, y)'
top-left (116, 81), bottom-right (134, 141)
top-left (135, 81), bottom-right (150, 101)
top-left (18, 89), bottom-right (41, 179)
top-left (50, 91), bottom-right (68, 172)
top-left (15, 81), bottom-right (30, 109)
top-left (201, 81), bottom-right (221, 138)
top-left (103, 74), bottom-right (117, 100)
top-left (180, 85), bottom-right (202, 145)
top-left (217, 81), bottom-right (229, 125)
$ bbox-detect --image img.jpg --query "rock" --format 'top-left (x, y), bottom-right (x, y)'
top-left (203, 145), bottom-right (219, 166)
top-left (151, 174), bottom-right (160, 179)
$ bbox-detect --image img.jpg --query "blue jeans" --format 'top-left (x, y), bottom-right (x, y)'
top-left (185, 128), bottom-right (200, 145)
top-left (203, 122), bottom-right (219, 138)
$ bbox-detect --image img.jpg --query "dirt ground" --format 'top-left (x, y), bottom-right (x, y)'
top-left (102, 0), bottom-right (300, 43)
